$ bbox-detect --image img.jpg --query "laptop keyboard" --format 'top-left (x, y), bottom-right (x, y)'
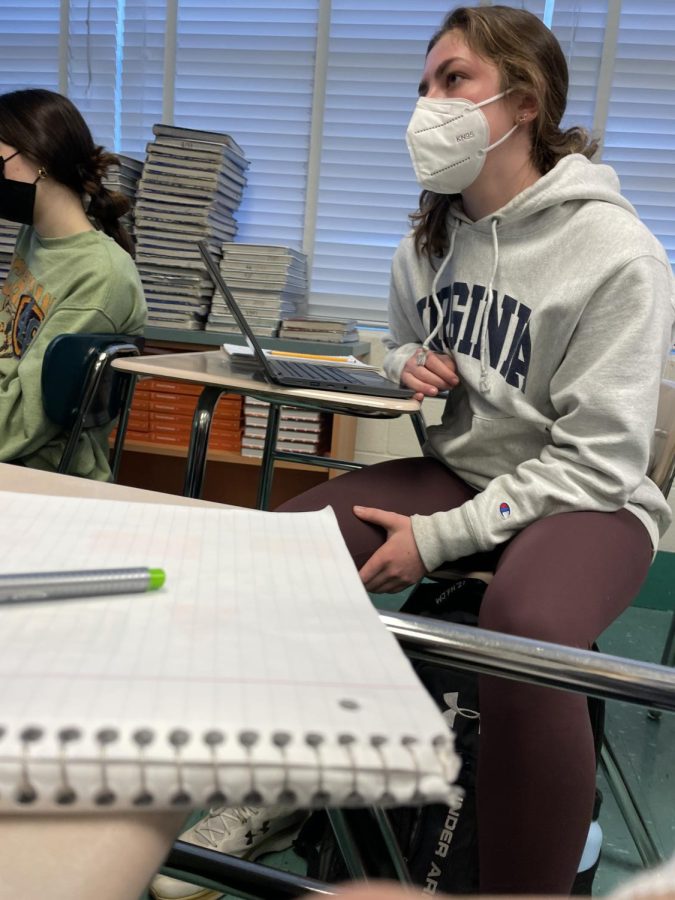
top-left (273, 360), bottom-right (368, 383)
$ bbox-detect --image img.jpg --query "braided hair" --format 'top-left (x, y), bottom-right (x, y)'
top-left (0, 88), bottom-right (134, 256)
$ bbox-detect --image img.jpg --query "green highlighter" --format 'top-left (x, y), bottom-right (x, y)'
top-left (0, 567), bottom-right (166, 605)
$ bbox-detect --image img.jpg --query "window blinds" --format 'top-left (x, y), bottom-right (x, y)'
top-left (602, 0), bottom-right (675, 261)
top-left (0, 0), bottom-right (673, 323)
top-left (307, 1), bottom-right (465, 321)
top-left (0, 1), bottom-right (61, 93)
top-left (173, 0), bottom-right (319, 248)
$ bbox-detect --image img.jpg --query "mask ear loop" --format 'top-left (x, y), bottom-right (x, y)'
top-left (471, 87), bottom-right (520, 159)
top-left (478, 120), bottom-right (521, 159)
top-left (0, 149), bottom-right (21, 178)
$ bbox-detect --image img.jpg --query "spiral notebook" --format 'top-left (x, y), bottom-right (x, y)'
top-left (0, 490), bottom-right (459, 813)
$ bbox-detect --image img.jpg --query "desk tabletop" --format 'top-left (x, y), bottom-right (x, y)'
top-left (113, 350), bottom-right (422, 415)
top-left (0, 464), bottom-right (225, 508)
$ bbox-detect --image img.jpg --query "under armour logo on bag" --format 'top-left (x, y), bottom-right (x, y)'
top-left (442, 692), bottom-right (480, 730)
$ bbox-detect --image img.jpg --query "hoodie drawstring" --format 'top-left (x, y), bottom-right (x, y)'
top-left (479, 217), bottom-right (500, 393)
top-left (419, 222), bottom-right (459, 360)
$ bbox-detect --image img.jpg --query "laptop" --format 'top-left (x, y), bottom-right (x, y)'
top-left (198, 241), bottom-right (415, 399)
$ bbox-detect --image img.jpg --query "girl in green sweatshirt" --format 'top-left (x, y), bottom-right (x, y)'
top-left (0, 89), bottom-right (146, 479)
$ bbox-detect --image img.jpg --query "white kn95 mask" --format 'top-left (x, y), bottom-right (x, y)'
top-left (406, 90), bottom-right (518, 194)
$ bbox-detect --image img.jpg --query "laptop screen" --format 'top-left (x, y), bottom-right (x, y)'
top-left (198, 240), bottom-right (278, 382)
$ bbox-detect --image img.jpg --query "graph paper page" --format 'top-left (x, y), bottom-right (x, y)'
top-left (0, 490), bottom-right (458, 811)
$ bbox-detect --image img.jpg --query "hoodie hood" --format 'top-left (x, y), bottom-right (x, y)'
top-left (451, 154), bottom-right (638, 231)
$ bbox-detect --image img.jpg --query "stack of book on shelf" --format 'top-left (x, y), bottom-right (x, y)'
top-left (134, 124), bottom-right (249, 331)
top-left (278, 316), bottom-right (359, 343)
top-left (241, 397), bottom-right (330, 458)
top-left (0, 222), bottom-right (20, 283)
top-left (102, 154), bottom-right (143, 240)
top-left (206, 243), bottom-right (308, 336)
top-left (114, 378), bottom-right (243, 453)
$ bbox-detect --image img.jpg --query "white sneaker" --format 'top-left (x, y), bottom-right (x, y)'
top-left (150, 805), bottom-right (306, 900)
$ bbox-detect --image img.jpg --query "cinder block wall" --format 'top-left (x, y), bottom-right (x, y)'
top-left (357, 330), bottom-right (675, 552)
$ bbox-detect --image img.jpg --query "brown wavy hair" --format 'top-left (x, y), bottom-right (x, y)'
top-left (0, 88), bottom-right (134, 256)
top-left (411, 5), bottom-right (599, 260)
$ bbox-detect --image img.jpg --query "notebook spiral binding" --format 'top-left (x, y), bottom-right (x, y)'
top-left (6, 724), bottom-right (455, 810)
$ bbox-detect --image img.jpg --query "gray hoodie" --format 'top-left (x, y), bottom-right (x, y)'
top-left (383, 154), bottom-right (675, 571)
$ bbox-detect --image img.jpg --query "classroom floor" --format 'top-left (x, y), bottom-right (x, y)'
top-left (148, 558), bottom-right (675, 899)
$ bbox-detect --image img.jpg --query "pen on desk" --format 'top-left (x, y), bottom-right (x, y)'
top-left (0, 567), bottom-right (166, 605)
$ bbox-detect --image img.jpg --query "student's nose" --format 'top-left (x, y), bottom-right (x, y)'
top-left (425, 84), bottom-right (445, 100)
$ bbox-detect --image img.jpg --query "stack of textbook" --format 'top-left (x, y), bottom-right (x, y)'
top-left (206, 243), bottom-right (307, 336)
top-left (278, 316), bottom-right (359, 343)
top-left (102, 154), bottom-right (143, 241)
top-left (113, 378), bottom-right (244, 453)
top-left (0, 222), bottom-right (20, 283)
top-left (134, 124), bottom-right (249, 330)
top-left (241, 397), bottom-right (329, 458)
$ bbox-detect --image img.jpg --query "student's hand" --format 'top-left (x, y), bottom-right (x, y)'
top-left (354, 507), bottom-right (426, 593)
top-left (401, 350), bottom-right (459, 402)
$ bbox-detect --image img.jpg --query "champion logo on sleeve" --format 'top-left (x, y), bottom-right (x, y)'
top-left (499, 502), bottom-right (511, 519)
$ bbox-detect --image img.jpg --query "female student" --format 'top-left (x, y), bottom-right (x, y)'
top-left (0, 88), bottom-right (146, 480)
top-left (277, 5), bottom-right (675, 895)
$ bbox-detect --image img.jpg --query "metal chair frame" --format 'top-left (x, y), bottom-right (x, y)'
top-left (42, 334), bottom-right (141, 480)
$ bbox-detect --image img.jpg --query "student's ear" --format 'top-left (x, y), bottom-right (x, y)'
top-left (513, 92), bottom-right (539, 127)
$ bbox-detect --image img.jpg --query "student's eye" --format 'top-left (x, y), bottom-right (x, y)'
top-left (446, 72), bottom-right (465, 88)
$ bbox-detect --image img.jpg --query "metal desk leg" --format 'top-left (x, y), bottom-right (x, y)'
top-left (370, 807), bottom-right (413, 884)
top-left (600, 738), bottom-right (663, 868)
top-left (256, 402), bottom-right (281, 510)
top-left (649, 614), bottom-right (675, 721)
top-left (183, 386), bottom-right (224, 500)
top-left (661, 613), bottom-right (675, 668)
top-left (411, 410), bottom-right (428, 451)
top-left (110, 373), bottom-right (137, 483)
top-left (325, 810), bottom-right (369, 881)
top-left (325, 808), bottom-right (412, 883)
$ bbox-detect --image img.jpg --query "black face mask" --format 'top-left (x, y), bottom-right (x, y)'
top-left (0, 150), bottom-right (41, 226)
top-left (0, 178), bottom-right (37, 226)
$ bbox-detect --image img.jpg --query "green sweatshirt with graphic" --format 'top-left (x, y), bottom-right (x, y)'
top-left (0, 227), bottom-right (147, 480)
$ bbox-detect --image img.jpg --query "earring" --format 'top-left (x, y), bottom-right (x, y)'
top-left (37, 167), bottom-right (48, 179)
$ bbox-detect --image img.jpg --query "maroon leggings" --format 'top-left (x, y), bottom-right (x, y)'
top-left (276, 457), bottom-right (653, 894)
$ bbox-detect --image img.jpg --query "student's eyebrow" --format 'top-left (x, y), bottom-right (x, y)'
top-left (418, 56), bottom-right (471, 95)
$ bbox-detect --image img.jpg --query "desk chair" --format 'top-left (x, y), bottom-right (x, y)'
top-left (41, 332), bottom-right (143, 479)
